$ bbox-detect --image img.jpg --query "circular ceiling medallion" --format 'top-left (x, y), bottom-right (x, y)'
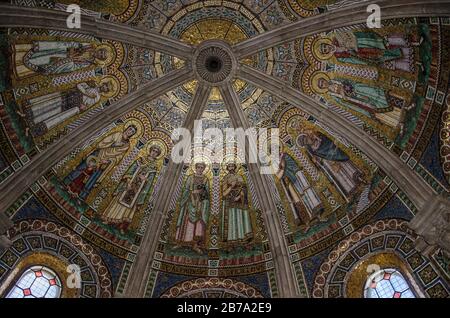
top-left (193, 41), bottom-right (236, 85)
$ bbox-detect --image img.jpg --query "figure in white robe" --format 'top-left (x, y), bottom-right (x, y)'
top-left (221, 163), bottom-right (253, 245)
top-left (174, 162), bottom-right (210, 254)
top-left (13, 41), bottom-right (108, 78)
top-left (102, 145), bottom-right (161, 234)
top-left (25, 81), bottom-right (112, 136)
top-left (276, 153), bottom-right (324, 231)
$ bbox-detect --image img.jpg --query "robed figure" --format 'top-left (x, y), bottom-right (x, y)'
top-left (101, 145), bottom-right (162, 233)
top-left (221, 163), bottom-right (253, 244)
top-left (64, 156), bottom-right (99, 200)
top-left (276, 153), bottom-right (324, 231)
top-left (318, 77), bottom-right (391, 116)
top-left (63, 125), bottom-right (138, 200)
top-left (320, 31), bottom-right (415, 72)
top-left (26, 80), bottom-right (112, 136)
top-left (174, 162), bottom-right (210, 254)
top-left (297, 130), bottom-right (364, 201)
top-left (14, 41), bottom-right (109, 78)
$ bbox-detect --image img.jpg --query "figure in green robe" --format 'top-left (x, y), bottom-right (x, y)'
top-left (221, 163), bottom-right (253, 245)
top-left (320, 31), bottom-right (415, 72)
top-left (318, 77), bottom-right (391, 115)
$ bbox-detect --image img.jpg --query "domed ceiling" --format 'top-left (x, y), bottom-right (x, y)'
top-left (0, 0), bottom-right (449, 298)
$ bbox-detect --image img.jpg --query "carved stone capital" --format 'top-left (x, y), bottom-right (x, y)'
top-left (0, 214), bottom-right (13, 235)
top-left (409, 194), bottom-right (450, 257)
top-left (0, 235), bottom-right (12, 254)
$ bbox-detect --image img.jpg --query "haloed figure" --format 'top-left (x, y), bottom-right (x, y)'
top-left (319, 31), bottom-right (416, 72)
top-left (296, 129), bottom-right (365, 201)
top-left (174, 162), bottom-right (210, 254)
top-left (221, 163), bottom-right (253, 245)
top-left (26, 80), bottom-right (113, 136)
top-left (15, 41), bottom-right (109, 77)
top-left (101, 145), bottom-right (162, 234)
top-left (64, 155), bottom-right (99, 200)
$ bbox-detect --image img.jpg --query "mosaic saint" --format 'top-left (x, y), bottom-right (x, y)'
top-left (319, 30), bottom-right (418, 72)
top-left (174, 162), bottom-right (210, 254)
top-left (25, 78), bottom-right (117, 136)
top-left (276, 152), bottom-right (324, 231)
top-left (317, 76), bottom-right (391, 115)
top-left (13, 41), bottom-right (112, 78)
top-left (296, 129), bottom-right (365, 201)
top-left (101, 145), bottom-right (162, 234)
top-left (63, 123), bottom-right (138, 199)
top-left (221, 163), bottom-right (253, 245)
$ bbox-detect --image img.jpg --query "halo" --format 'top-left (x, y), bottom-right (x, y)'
top-left (86, 155), bottom-right (98, 164)
top-left (311, 72), bottom-right (331, 95)
top-left (313, 37), bottom-right (334, 61)
top-left (221, 154), bottom-right (241, 170)
top-left (124, 118), bottom-right (144, 139)
top-left (146, 139), bottom-right (167, 160)
top-left (99, 76), bottom-right (120, 99)
top-left (189, 154), bottom-right (212, 175)
top-left (295, 134), bottom-right (308, 148)
top-left (94, 43), bottom-right (115, 67)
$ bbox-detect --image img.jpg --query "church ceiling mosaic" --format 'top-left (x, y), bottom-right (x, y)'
top-left (0, 1), bottom-right (449, 299)
top-left (0, 26), bottom-right (183, 190)
top-left (244, 17), bottom-right (450, 192)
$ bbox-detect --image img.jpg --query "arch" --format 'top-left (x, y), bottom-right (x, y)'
top-left (5, 264), bottom-right (62, 298)
top-left (0, 219), bottom-right (114, 298)
top-left (160, 278), bottom-right (263, 298)
top-left (312, 219), bottom-right (448, 298)
top-left (364, 267), bottom-right (415, 298)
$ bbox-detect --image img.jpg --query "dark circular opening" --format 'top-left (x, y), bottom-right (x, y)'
top-left (205, 56), bottom-right (222, 73)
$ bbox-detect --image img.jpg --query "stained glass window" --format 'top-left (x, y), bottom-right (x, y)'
top-left (6, 266), bottom-right (62, 298)
top-left (364, 268), bottom-right (415, 298)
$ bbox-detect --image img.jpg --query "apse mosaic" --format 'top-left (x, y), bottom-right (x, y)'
top-left (0, 26), bottom-right (181, 187)
top-left (302, 20), bottom-right (445, 162)
top-left (0, 1), bottom-right (449, 299)
top-left (244, 17), bottom-right (450, 190)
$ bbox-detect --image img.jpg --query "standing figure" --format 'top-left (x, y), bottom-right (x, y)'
top-left (319, 31), bottom-right (415, 72)
top-left (64, 156), bottom-right (99, 200)
top-left (276, 153), bottom-right (324, 232)
top-left (63, 124), bottom-right (138, 200)
top-left (93, 124), bottom-right (138, 184)
top-left (26, 80), bottom-right (114, 136)
top-left (101, 145), bottom-right (162, 234)
top-left (296, 129), bottom-right (365, 201)
top-left (318, 77), bottom-right (391, 116)
top-left (221, 163), bottom-right (253, 245)
top-left (174, 162), bottom-right (210, 254)
top-left (13, 41), bottom-right (110, 78)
